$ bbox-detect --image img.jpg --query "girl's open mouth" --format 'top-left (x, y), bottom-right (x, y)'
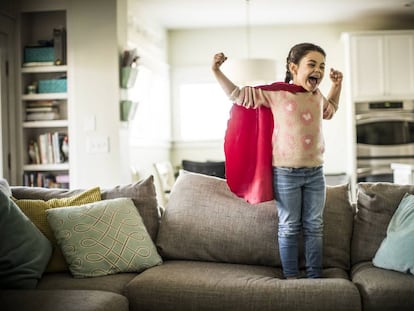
top-left (308, 76), bottom-right (319, 89)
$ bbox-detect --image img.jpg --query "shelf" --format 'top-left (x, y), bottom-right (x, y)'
top-left (18, 9), bottom-right (70, 188)
top-left (21, 65), bottom-right (67, 73)
top-left (23, 163), bottom-right (70, 171)
top-left (23, 120), bottom-right (68, 128)
top-left (22, 93), bottom-right (68, 101)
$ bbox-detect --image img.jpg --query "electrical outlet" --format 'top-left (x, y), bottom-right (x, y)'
top-left (87, 136), bottom-right (109, 154)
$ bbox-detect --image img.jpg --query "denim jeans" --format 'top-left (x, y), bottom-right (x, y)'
top-left (273, 166), bottom-right (326, 278)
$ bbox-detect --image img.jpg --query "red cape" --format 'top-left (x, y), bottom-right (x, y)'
top-left (224, 82), bottom-right (306, 204)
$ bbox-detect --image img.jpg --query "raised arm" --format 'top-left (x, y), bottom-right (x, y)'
top-left (323, 68), bottom-right (343, 119)
top-left (211, 53), bottom-right (239, 98)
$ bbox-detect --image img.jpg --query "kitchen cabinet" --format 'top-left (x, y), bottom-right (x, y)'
top-left (18, 10), bottom-right (70, 188)
top-left (344, 31), bottom-right (414, 101)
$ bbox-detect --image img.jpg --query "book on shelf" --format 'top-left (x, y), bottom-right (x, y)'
top-left (25, 100), bottom-right (60, 121)
top-left (23, 172), bottom-right (69, 188)
top-left (23, 61), bottom-right (55, 67)
top-left (27, 100), bottom-right (59, 108)
top-left (26, 111), bottom-right (60, 121)
top-left (28, 132), bottom-right (68, 165)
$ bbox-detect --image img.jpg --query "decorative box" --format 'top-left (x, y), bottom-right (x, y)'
top-left (38, 79), bottom-right (67, 93)
top-left (24, 46), bottom-right (54, 63)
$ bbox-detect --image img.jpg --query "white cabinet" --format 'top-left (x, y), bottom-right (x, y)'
top-left (345, 31), bottom-right (414, 101)
top-left (18, 10), bottom-right (70, 188)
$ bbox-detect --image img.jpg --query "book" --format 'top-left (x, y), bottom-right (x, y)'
top-left (26, 111), bottom-right (60, 121)
top-left (23, 61), bottom-right (55, 67)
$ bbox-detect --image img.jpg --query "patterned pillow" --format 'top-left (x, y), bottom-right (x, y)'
top-left (13, 187), bottom-right (101, 272)
top-left (46, 197), bottom-right (163, 278)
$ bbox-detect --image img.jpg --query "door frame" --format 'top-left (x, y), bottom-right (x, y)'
top-left (0, 11), bottom-right (17, 184)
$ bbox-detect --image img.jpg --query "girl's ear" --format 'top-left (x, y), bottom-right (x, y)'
top-left (289, 62), bottom-right (298, 77)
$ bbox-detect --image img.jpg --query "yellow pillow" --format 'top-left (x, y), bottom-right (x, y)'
top-left (13, 187), bottom-right (101, 272)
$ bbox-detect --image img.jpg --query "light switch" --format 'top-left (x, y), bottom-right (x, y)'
top-left (86, 136), bottom-right (109, 154)
top-left (84, 115), bottom-right (96, 132)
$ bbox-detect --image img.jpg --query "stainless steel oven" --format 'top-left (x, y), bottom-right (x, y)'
top-left (356, 100), bottom-right (414, 182)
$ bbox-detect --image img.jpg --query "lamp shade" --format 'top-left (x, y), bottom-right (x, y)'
top-left (223, 58), bottom-right (277, 86)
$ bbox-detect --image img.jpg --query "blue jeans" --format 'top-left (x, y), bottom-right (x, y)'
top-left (273, 166), bottom-right (326, 278)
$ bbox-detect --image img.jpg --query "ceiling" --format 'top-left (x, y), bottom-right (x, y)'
top-left (130, 0), bottom-right (414, 29)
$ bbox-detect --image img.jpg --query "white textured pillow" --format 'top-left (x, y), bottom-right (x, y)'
top-left (47, 197), bottom-right (162, 278)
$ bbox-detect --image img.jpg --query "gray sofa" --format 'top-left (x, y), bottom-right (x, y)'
top-left (1, 171), bottom-right (414, 311)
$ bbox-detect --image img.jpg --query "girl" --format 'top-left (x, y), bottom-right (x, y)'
top-left (212, 43), bottom-right (343, 279)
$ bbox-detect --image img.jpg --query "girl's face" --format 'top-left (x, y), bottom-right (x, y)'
top-left (289, 51), bottom-right (326, 92)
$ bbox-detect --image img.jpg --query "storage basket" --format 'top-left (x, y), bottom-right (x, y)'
top-left (24, 46), bottom-right (54, 63)
top-left (38, 79), bottom-right (67, 93)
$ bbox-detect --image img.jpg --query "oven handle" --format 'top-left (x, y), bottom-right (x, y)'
top-left (356, 112), bottom-right (414, 124)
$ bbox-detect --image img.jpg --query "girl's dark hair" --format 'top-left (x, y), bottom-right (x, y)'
top-left (284, 43), bottom-right (326, 83)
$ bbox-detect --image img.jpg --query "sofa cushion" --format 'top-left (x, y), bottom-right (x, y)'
top-left (156, 171), bottom-right (279, 266)
top-left (13, 187), bottom-right (102, 272)
top-left (126, 260), bottom-right (361, 311)
top-left (37, 271), bottom-right (137, 294)
top-left (100, 176), bottom-right (160, 242)
top-left (0, 289), bottom-right (129, 311)
top-left (323, 183), bottom-right (355, 270)
top-left (156, 171), bottom-right (353, 270)
top-left (11, 176), bottom-right (160, 248)
top-left (0, 190), bottom-right (52, 289)
top-left (47, 198), bottom-right (162, 278)
top-left (372, 193), bottom-right (414, 274)
top-left (352, 262), bottom-right (414, 311)
top-left (352, 182), bottom-right (414, 265)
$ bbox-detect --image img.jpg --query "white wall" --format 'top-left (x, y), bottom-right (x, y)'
top-left (125, 2), bottom-right (170, 183)
top-left (65, 0), bottom-right (127, 188)
top-left (168, 20), bottom-right (414, 175)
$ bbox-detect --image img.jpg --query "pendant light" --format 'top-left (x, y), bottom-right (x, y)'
top-left (223, 0), bottom-right (277, 86)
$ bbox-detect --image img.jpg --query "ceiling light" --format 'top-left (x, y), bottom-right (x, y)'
top-left (223, 0), bottom-right (276, 86)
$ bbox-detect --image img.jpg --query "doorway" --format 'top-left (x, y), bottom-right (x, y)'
top-left (0, 12), bottom-right (16, 183)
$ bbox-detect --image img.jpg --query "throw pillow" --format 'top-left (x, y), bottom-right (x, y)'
top-left (46, 197), bottom-right (162, 278)
top-left (0, 190), bottom-right (52, 289)
top-left (13, 187), bottom-right (102, 272)
top-left (373, 193), bottom-right (414, 274)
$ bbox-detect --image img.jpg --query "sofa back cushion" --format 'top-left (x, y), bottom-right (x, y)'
top-left (352, 182), bottom-right (414, 265)
top-left (11, 176), bottom-right (160, 244)
top-left (156, 171), bottom-right (354, 270)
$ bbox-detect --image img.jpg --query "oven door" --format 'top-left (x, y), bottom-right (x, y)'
top-left (357, 158), bottom-right (414, 182)
top-left (356, 112), bottom-right (414, 158)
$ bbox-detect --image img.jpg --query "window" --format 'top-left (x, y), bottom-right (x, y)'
top-left (179, 82), bottom-right (231, 140)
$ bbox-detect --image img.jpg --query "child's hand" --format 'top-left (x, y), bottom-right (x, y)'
top-left (330, 68), bottom-right (343, 86)
top-left (212, 52), bottom-right (228, 71)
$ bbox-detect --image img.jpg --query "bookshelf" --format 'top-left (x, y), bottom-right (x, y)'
top-left (19, 10), bottom-right (69, 188)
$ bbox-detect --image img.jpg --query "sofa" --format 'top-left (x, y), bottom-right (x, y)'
top-left (1, 171), bottom-right (414, 311)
